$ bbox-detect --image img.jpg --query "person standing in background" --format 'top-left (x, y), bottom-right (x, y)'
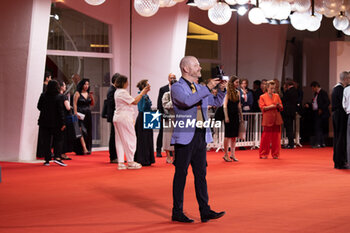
top-left (156, 73), bottom-right (177, 157)
top-left (162, 78), bottom-right (177, 164)
top-left (333, 71), bottom-right (350, 169)
top-left (305, 82), bottom-right (330, 148)
top-left (223, 76), bottom-right (242, 162)
top-left (282, 80), bottom-right (298, 149)
top-left (37, 80), bottom-right (67, 166)
top-left (106, 73), bottom-right (119, 163)
top-left (43, 71), bottom-right (52, 92)
top-left (113, 75), bottom-right (150, 170)
top-left (73, 79), bottom-right (94, 155)
top-left (134, 79), bottom-right (155, 166)
top-left (239, 78), bottom-right (253, 113)
top-left (259, 80), bottom-right (283, 159)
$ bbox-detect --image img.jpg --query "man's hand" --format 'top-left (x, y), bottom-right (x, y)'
top-left (218, 81), bottom-right (227, 91)
top-left (207, 78), bottom-right (221, 90)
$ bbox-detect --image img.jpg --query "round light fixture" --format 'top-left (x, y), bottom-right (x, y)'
top-left (194, 0), bottom-right (216, 10)
top-left (237, 5), bottom-right (248, 16)
top-left (333, 14), bottom-right (349, 30)
top-left (293, 0), bottom-right (311, 12)
top-left (307, 15), bottom-right (321, 31)
top-left (248, 7), bottom-right (265, 25)
top-left (342, 25), bottom-right (350, 35)
top-left (208, 2), bottom-right (232, 25)
top-left (159, 0), bottom-right (171, 7)
top-left (134, 0), bottom-right (160, 17)
top-left (84, 0), bottom-right (106, 6)
top-left (274, 1), bottom-right (291, 20)
top-left (236, 0), bottom-right (249, 5)
top-left (225, 0), bottom-right (237, 4)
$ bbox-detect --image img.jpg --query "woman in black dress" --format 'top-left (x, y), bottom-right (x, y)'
top-left (223, 76), bottom-right (242, 162)
top-left (73, 79), bottom-right (94, 155)
top-left (134, 79), bottom-right (155, 166)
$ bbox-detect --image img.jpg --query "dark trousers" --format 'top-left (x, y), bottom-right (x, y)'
top-left (40, 127), bottom-right (64, 162)
top-left (156, 116), bottom-right (163, 152)
top-left (172, 128), bottom-right (210, 216)
top-left (332, 110), bottom-right (347, 167)
top-left (313, 111), bottom-right (327, 146)
top-left (109, 123), bottom-right (117, 161)
top-left (284, 115), bottom-right (295, 147)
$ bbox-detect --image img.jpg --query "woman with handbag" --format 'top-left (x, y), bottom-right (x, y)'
top-left (73, 79), bottom-right (94, 155)
top-left (258, 80), bottom-right (283, 159)
top-left (223, 76), bottom-right (243, 162)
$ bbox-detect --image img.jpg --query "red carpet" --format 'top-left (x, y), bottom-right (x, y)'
top-left (1, 147), bottom-right (350, 233)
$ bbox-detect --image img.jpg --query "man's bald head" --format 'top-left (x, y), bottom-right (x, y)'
top-left (180, 56), bottom-right (196, 73)
top-left (179, 56), bottom-right (201, 82)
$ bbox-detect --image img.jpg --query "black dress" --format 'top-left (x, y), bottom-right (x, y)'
top-left (224, 99), bottom-right (239, 138)
top-left (134, 95), bottom-right (155, 166)
top-left (74, 93), bottom-right (92, 154)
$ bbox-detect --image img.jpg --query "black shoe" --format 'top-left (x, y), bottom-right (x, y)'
top-left (335, 164), bottom-right (349, 169)
top-left (172, 213), bottom-right (194, 223)
top-left (54, 159), bottom-right (67, 167)
top-left (110, 159), bottom-right (118, 163)
top-left (312, 144), bottom-right (321, 149)
top-left (156, 152), bottom-right (162, 158)
top-left (43, 161), bottom-right (50, 166)
top-left (201, 210), bottom-right (225, 223)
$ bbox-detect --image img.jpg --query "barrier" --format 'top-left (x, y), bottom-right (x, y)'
top-left (207, 112), bottom-right (301, 151)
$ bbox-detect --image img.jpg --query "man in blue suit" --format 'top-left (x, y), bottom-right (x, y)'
top-left (171, 56), bottom-right (226, 223)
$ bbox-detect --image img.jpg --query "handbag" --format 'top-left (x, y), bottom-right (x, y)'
top-left (214, 106), bottom-right (224, 121)
top-left (101, 99), bottom-right (108, 119)
top-left (66, 113), bottom-right (82, 139)
top-left (238, 120), bottom-right (246, 140)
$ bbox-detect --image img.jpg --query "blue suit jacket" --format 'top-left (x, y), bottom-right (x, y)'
top-left (170, 77), bottom-right (225, 145)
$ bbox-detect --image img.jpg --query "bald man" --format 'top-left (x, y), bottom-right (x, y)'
top-left (171, 56), bottom-right (226, 223)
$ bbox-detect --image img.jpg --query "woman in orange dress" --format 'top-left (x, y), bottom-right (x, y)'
top-left (259, 80), bottom-right (283, 159)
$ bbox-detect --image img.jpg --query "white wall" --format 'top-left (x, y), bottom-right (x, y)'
top-left (329, 41), bottom-right (350, 92)
top-left (0, 0), bottom-right (51, 161)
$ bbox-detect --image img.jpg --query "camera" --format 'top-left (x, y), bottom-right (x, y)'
top-left (216, 75), bottom-right (229, 81)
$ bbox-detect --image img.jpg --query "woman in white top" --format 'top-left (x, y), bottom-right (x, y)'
top-left (113, 75), bottom-right (150, 170)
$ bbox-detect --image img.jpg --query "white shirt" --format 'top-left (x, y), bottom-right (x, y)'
top-left (343, 86), bottom-right (350, 114)
top-left (113, 89), bottom-right (135, 121)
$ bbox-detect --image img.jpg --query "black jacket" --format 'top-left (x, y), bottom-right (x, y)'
top-left (37, 93), bottom-right (65, 128)
top-left (106, 85), bottom-right (116, 123)
top-left (157, 84), bottom-right (169, 113)
top-left (282, 86), bottom-right (298, 117)
top-left (313, 89), bottom-right (330, 118)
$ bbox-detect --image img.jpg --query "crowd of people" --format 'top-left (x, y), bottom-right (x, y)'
top-left (36, 56), bottom-right (350, 224)
top-left (37, 59), bottom-right (349, 172)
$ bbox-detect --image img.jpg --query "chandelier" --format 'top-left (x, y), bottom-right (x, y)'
top-left (84, 0), bottom-right (350, 34)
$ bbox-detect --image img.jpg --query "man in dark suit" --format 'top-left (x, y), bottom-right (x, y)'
top-left (332, 71), bottom-right (349, 169)
top-left (106, 73), bottom-right (119, 163)
top-left (306, 81), bottom-right (330, 148)
top-left (171, 56), bottom-right (225, 223)
top-left (282, 80), bottom-right (298, 149)
top-left (156, 73), bottom-right (176, 157)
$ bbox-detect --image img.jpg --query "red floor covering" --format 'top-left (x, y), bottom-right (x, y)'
top-left (1, 147), bottom-right (350, 233)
